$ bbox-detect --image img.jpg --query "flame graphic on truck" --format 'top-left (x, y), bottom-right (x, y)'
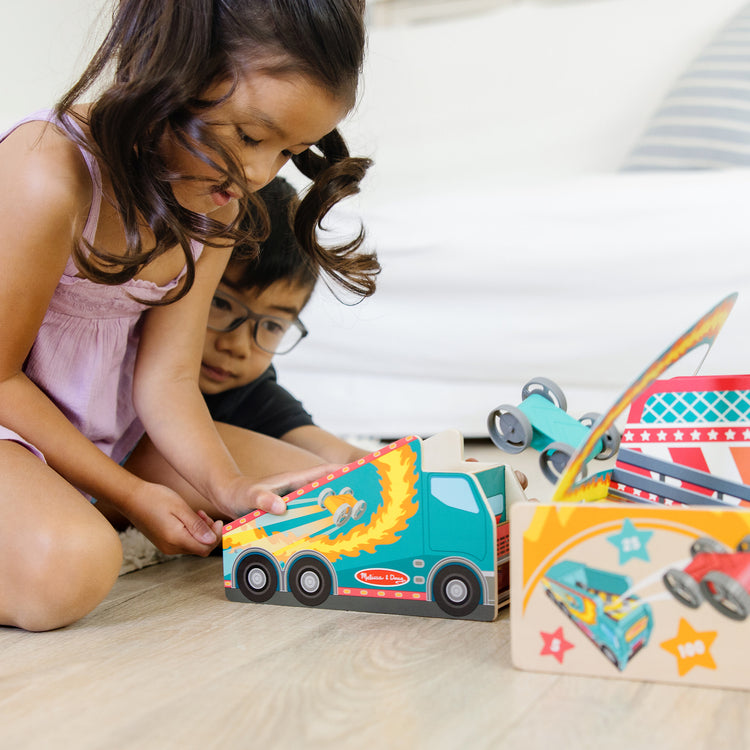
top-left (302, 446), bottom-right (419, 561)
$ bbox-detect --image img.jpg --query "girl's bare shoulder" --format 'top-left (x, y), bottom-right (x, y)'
top-left (0, 118), bottom-right (92, 228)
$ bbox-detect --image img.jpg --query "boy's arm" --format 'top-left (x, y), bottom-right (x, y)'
top-left (281, 424), bottom-right (371, 464)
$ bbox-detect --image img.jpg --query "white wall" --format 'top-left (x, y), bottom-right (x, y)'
top-left (1, 0), bottom-right (107, 129)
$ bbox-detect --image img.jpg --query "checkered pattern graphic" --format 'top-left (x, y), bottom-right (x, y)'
top-left (642, 390), bottom-right (750, 425)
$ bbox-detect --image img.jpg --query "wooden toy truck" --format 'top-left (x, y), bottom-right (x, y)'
top-left (223, 430), bottom-right (526, 621)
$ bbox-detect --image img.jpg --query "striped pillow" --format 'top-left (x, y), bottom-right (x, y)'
top-left (622, 3), bottom-right (750, 170)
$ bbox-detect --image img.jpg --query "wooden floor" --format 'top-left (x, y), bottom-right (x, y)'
top-left (3, 443), bottom-right (750, 748)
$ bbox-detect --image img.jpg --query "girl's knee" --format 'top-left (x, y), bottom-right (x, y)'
top-left (0, 444), bottom-right (123, 631)
top-left (12, 517), bottom-right (122, 632)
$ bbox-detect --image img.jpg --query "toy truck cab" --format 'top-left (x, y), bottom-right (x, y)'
top-left (223, 430), bottom-right (525, 621)
top-left (543, 560), bottom-right (653, 670)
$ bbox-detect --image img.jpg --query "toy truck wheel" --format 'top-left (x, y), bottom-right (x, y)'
top-left (545, 587), bottom-right (570, 616)
top-left (433, 564), bottom-right (481, 618)
top-left (288, 557), bottom-right (332, 607)
top-left (236, 554), bottom-right (278, 603)
top-left (521, 377), bottom-right (567, 411)
top-left (663, 568), bottom-right (702, 608)
top-left (579, 412), bottom-right (621, 460)
top-left (701, 571), bottom-right (750, 621)
top-left (690, 537), bottom-right (727, 557)
top-left (487, 404), bottom-right (533, 454)
top-left (600, 645), bottom-right (621, 671)
top-left (539, 442), bottom-right (586, 483)
top-left (737, 534), bottom-right (750, 552)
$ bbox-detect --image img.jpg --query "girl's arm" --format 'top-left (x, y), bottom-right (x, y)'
top-left (132, 244), bottom-right (327, 519)
top-left (281, 425), bottom-right (370, 465)
top-left (0, 124), bottom-right (220, 556)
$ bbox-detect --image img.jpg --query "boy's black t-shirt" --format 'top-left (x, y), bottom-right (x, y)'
top-left (202, 365), bottom-right (314, 439)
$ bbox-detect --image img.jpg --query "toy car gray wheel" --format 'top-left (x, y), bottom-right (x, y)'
top-left (578, 411), bottom-right (600, 429)
top-left (521, 377), bottom-right (567, 412)
top-left (351, 500), bottom-right (367, 521)
top-left (331, 503), bottom-right (352, 527)
top-left (487, 404), bottom-right (533, 454)
top-left (539, 441), bottom-right (586, 483)
top-left (597, 425), bottom-right (621, 460)
top-left (701, 571), bottom-right (750, 621)
top-left (316, 487), bottom-right (335, 507)
top-left (663, 568), bottom-right (702, 608)
top-left (736, 534), bottom-right (750, 552)
top-left (578, 412), bottom-right (621, 460)
top-left (690, 537), bottom-right (727, 557)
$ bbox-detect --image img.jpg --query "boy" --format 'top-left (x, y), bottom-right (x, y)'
top-left (200, 177), bottom-right (370, 465)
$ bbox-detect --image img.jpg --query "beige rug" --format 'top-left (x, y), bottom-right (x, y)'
top-left (118, 527), bottom-right (179, 576)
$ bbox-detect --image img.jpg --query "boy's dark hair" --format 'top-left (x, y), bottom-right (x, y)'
top-left (227, 177), bottom-right (317, 294)
top-left (55, 0), bottom-right (379, 303)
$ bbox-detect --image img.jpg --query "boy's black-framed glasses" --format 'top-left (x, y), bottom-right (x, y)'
top-left (207, 289), bottom-right (308, 355)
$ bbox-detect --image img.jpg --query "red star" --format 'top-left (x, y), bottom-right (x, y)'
top-left (540, 626), bottom-right (574, 664)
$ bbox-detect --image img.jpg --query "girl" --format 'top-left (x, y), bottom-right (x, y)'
top-left (0, 0), bottom-right (379, 631)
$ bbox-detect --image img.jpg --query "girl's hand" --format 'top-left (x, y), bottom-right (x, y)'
top-left (217, 463), bottom-right (341, 519)
top-left (125, 482), bottom-right (224, 556)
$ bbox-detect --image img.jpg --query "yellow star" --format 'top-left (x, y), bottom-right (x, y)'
top-left (660, 618), bottom-right (717, 677)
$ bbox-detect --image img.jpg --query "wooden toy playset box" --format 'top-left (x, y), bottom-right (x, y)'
top-left (511, 294), bottom-right (750, 690)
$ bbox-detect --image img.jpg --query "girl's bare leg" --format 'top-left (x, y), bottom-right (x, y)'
top-left (121, 423), bottom-right (328, 521)
top-left (0, 441), bottom-right (122, 631)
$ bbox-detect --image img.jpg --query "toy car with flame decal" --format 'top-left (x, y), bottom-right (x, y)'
top-left (663, 535), bottom-right (750, 620)
top-left (544, 560), bottom-right (653, 670)
top-left (488, 377), bottom-right (620, 483)
top-left (222, 430), bottom-right (527, 621)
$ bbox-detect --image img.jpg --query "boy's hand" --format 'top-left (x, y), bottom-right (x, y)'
top-left (218, 463), bottom-right (341, 518)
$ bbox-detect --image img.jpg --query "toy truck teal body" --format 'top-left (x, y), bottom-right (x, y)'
top-left (223, 431), bottom-right (524, 621)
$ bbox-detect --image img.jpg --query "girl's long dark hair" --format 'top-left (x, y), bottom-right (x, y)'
top-left (55, 0), bottom-right (379, 302)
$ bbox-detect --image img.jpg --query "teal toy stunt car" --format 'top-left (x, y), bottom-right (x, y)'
top-left (487, 377), bottom-right (620, 483)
